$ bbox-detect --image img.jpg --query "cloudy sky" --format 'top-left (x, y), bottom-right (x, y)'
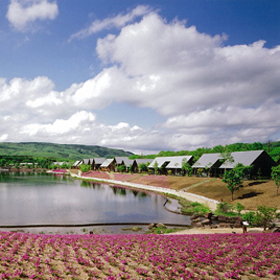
top-left (0, 0), bottom-right (280, 154)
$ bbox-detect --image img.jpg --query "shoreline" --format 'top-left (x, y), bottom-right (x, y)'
top-left (0, 171), bottom-right (267, 235)
top-left (70, 171), bottom-right (219, 211)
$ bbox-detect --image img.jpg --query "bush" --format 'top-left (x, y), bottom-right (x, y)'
top-left (256, 205), bottom-right (277, 230)
top-left (180, 201), bottom-right (211, 215)
top-left (80, 164), bottom-right (90, 173)
top-left (241, 206), bottom-right (278, 229)
top-left (191, 203), bottom-right (211, 214)
top-left (197, 168), bottom-right (203, 177)
top-left (242, 211), bottom-right (259, 226)
top-left (235, 202), bottom-right (245, 215)
top-left (216, 202), bottom-right (235, 215)
top-left (117, 165), bottom-right (126, 173)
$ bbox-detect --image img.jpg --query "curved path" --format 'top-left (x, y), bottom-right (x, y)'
top-left (70, 172), bottom-right (219, 211)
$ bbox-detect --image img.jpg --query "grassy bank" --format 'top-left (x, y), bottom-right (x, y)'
top-left (81, 171), bottom-right (280, 211)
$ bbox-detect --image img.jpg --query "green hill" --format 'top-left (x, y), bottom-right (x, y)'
top-left (0, 142), bottom-right (133, 161)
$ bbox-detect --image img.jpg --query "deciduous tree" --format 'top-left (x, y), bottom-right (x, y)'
top-left (153, 161), bottom-right (159, 174)
top-left (80, 164), bottom-right (90, 173)
top-left (256, 205), bottom-right (277, 230)
top-left (271, 165), bottom-right (280, 195)
top-left (182, 159), bottom-right (193, 177)
top-left (222, 164), bottom-right (249, 201)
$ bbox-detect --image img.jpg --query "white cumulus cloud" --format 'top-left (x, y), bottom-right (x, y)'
top-left (20, 111), bottom-right (96, 136)
top-left (6, 0), bottom-right (59, 31)
top-left (2, 8), bottom-right (280, 153)
top-left (0, 134), bottom-right (8, 141)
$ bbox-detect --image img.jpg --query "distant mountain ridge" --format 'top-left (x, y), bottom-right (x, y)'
top-left (0, 142), bottom-right (133, 160)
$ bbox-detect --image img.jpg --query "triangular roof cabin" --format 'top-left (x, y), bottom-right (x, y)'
top-left (72, 160), bottom-right (82, 169)
top-left (166, 156), bottom-right (193, 169)
top-left (192, 153), bottom-right (224, 169)
top-left (192, 153), bottom-right (224, 177)
top-left (92, 158), bottom-right (106, 170)
top-left (94, 158), bottom-right (106, 165)
top-left (149, 156), bottom-right (193, 169)
top-left (115, 157), bottom-right (130, 166)
top-left (100, 158), bottom-right (116, 171)
top-left (219, 150), bottom-right (275, 177)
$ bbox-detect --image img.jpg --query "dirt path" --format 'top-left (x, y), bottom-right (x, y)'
top-left (182, 178), bottom-right (218, 191)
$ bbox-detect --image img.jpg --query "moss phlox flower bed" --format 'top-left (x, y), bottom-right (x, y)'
top-left (0, 232), bottom-right (280, 279)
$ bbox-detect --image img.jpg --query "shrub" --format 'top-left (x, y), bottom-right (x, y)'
top-left (191, 203), bottom-right (211, 214)
top-left (197, 168), bottom-right (203, 177)
top-left (256, 205), bottom-right (277, 230)
top-left (80, 164), bottom-right (90, 173)
top-left (216, 202), bottom-right (235, 215)
top-left (117, 165), bottom-right (126, 173)
top-left (235, 202), bottom-right (245, 215)
top-left (242, 211), bottom-right (258, 226)
top-left (242, 206), bottom-right (278, 229)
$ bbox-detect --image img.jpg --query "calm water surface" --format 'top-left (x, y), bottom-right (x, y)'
top-left (0, 172), bottom-right (190, 226)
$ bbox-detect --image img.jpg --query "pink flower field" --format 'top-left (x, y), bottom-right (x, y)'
top-left (81, 172), bottom-right (172, 189)
top-left (0, 232), bottom-right (280, 279)
top-left (128, 174), bottom-right (170, 188)
top-left (82, 171), bottom-right (111, 180)
top-left (113, 173), bottom-right (142, 182)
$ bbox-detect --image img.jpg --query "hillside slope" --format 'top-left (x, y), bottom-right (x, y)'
top-left (0, 142), bottom-right (133, 160)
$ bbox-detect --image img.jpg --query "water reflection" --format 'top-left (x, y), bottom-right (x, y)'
top-left (80, 181), bottom-right (91, 187)
top-left (111, 186), bottom-right (127, 196)
top-left (0, 173), bottom-right (190, 226)
top-left (132, 190), bottom-right (138, 197)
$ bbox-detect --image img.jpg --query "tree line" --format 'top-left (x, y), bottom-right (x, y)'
top-left (130, 141), bottom-right (280, 162)
top-left (0, 156), bottom-right (58, 169)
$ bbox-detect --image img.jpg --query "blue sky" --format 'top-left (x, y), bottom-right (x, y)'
top-left (0, 0), bottom-right (280, 154)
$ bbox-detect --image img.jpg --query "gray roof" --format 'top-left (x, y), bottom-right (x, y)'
top-left (114, 157), bottom-right (135, 166)
top-left (149, 156), bottom-right (193, 169)
top-left (192, 153), bottom-right (223, 168)
top-left (94, 158), bottom-right (106, 165)
top-left (219, 150), bottom-right (264, 169)
top-left (53, 162), bottom-right (66, 166)
top-left (115, 157), bottom-right (129, 165)
top-left (149, 157), bottom-right (171, 168)
top-left (100, 158), bottom-right (114, 167)
top-left (72, 160), bottom-right (82, 167)
top-left (135, 159), bottom-right (152, 165)
top-left (123, 158), bottom-right (134, 166)
top-left (166, 156), bottom-right (193, 169)
top-left (83, 159), bottom-right (90, 164)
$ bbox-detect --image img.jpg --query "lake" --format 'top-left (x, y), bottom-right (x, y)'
top-left (0, 172), bottom-right (190, 227)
